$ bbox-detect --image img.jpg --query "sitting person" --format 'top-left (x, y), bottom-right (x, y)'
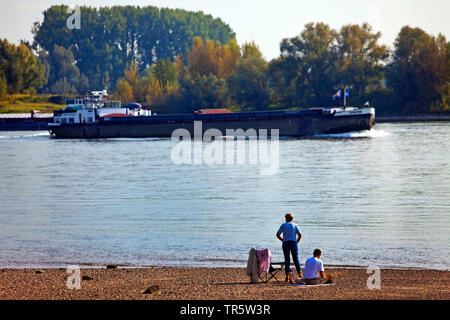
top-left (301, 249), bottom-right (333, 285)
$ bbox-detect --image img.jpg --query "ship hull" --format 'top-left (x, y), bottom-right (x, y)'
top-left (48, 108), bottom-right (375, 139)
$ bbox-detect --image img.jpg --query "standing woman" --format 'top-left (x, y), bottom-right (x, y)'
top-left (276, 213), bottom-right (302, 282)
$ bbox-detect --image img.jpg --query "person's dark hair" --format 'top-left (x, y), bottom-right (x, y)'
top-left (285, 213), bottom-right (294, 222)
top-left (313, 249), bottom-right (322, 257)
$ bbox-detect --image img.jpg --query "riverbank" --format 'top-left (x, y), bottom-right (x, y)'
top-left (0, 94), bottom-right (62, 114)
top-left (376, 113), bottom-right (450, 123)
top-left (0, 267), bottom-right (448, 300)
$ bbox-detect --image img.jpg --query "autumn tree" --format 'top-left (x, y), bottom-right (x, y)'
top-left (0, 39), bottom-right (46, 94)
top-left (186, 37), bottom-right (240, 80)
top-left (115, 61), bottom-right (139, 103)
top-left (186, 37), bottom-right (217, 78)
top-left (0, 72), bottom-right (6, 98)
top-left (335, 23), bottom-right (389, 96)
top-left (220, 38), bottom-right (241, 79)
top-left (173, 37), bottom-right (244, 111)
top-left (140, 58), bottom-right (179, 106)
top-left (228, 42), bottom-right (269, 110)
top-left (115, 78), bottom-right (134, 103)
top-left (124, 60), bottom-right (140, 88)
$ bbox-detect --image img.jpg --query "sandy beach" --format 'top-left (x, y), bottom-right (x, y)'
top-left (0, 267), bottom-right (448, 300)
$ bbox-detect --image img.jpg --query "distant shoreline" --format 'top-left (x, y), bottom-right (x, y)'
top-left (376, 113), bottom-right (450, 123)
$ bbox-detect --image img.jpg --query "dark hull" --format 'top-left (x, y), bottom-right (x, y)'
top-left (0, 118), bottom-right (51, 131)
top-left (49, 109), bottom-right (375, 139)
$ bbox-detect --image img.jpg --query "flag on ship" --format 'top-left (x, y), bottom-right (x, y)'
top-left (332, 89), bottom-right (341, 100)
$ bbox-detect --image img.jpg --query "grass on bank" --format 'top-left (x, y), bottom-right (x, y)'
top-left (0, 94), bottom-right (64, 114)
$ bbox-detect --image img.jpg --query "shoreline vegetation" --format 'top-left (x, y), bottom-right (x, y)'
top-left (1, 5), bottom-right (449, 117)
top-left (376, 113), bottom-right (450, 123)
top-left (0, 94), bottom-right (65, 114)
top-left (0, 267), bottom-right (448, 300)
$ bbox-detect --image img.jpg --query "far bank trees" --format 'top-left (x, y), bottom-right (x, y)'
top-left (16, 4), bottom-right (448, 115)
top-left (0, 39), bottom-right (46, 97)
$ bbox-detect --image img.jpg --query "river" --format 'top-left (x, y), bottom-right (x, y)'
top-left (0, 122), bottom-right (449, 270)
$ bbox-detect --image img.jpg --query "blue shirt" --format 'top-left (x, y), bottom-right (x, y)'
top-left (277, 222), bottom-right (301, 242)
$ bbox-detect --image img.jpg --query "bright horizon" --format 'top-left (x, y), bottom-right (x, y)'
top-left (0, 0), bottom-right (449, 60)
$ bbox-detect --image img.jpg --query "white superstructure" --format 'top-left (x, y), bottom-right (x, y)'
top-left (50, 90), bottom-right (151, 126)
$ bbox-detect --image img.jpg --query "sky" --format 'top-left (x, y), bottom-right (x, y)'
top-left (0, 0), bottom-right (449, 60)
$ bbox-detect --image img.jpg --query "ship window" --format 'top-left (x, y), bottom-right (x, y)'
top-left (69, 118), bottom-right (74, 123)
top-left (61, 118), bottom-right (66, 123)
top-left (87, 117), bottom-right (93, 123)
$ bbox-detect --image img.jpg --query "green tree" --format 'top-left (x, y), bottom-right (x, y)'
top-left (269, 22), bottom-right (389, 108)
top-left (335, 23), bottom-right (388, 97)
top-left (241, 41), bottom-right (263, 59)
top-left (275, 22), bottom-right (337, 107)
top-left (150, 58), bottom-right (178, 91)
top-left (40, 45), bottom-right (89, 93)
top-left (0, 73), bottom-right (7, 98)
top-left (32, 5), bottom-right (235, 90)
top-left (177, 73), bottom-right (228, 111)
top-left (138, 60), bottom-right (179, 107)
top-left (386, 26), bottom-right (449, 113)
top-left (228, 42), bottom-right (269, 110)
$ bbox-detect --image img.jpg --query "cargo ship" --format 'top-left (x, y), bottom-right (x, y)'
top-left (48, 91), bottom-right (375, 138)
top-left (0, 112), bottom-right (53, 131)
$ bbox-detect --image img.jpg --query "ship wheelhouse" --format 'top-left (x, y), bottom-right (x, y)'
top-left (50, 90), bottom-right (151, 128)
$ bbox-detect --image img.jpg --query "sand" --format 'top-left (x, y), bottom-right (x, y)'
top-left (0, 267), bottom-right (448, 300)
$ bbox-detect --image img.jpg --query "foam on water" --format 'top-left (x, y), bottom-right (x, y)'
top-left (0, 132), bottom-right (50, 139)
top-left (313, 129), bottom-right (391, 139)
top-left (0, 130), bottom-right (390, 140)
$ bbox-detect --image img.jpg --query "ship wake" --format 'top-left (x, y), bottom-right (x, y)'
top-left (0, 132), bottom-right (50, 139)
top-left (312, 129), bottom-right (390, 139)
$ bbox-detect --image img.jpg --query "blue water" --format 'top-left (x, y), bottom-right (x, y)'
top-left (0, 123), bottom-right (449, 270)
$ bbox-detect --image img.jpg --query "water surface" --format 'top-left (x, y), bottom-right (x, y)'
top-left (0, 123), bottom-right (449, 270)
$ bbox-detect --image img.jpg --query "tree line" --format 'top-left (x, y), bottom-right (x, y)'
top-left (0, 5), bottom-right (449, 115)
top-left (31, 5), bottom-right (235, 92)
top-left (113, 22), bottom-right (450, 115)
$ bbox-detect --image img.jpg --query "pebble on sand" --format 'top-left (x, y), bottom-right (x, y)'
top-left (143, 285), bottom-right (160, 295)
